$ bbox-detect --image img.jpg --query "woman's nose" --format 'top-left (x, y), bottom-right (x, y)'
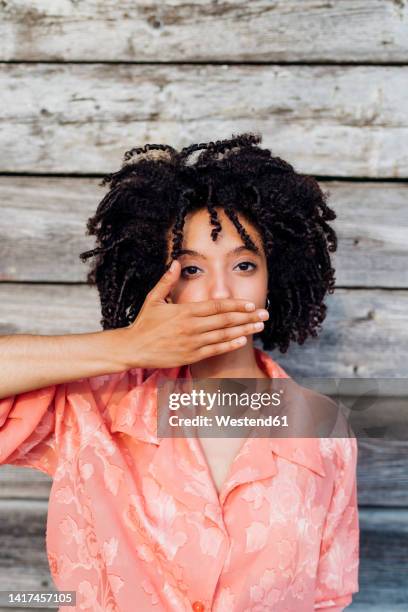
top-left (208, 288), bottom-right (232, 301)
top-left (208, 277), bottom-right (233, 301)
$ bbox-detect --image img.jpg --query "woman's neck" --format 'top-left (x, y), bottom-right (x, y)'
top-left (189, 343), bottom-right (269, 379)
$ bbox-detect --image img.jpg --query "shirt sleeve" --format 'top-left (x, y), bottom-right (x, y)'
top-left (314, 436), bottom-right (360, 611)
top-left (0, 383), bottom-right (64, 476)
top-left (0, 367), bottom-right (151, 477)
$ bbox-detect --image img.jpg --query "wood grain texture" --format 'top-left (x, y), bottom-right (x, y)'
top-left (0, 500), bottom-right (55, 591)
top-left (357, 507), bottom-right (408, 605)
top-left (0, 0), bottom-right (407, 63)
top-left (1, 177), bottom-right (408, 287)
top-left (0, 465), bottom-right (52, 499)
top-left (0, 64), bottom-right (407, 176)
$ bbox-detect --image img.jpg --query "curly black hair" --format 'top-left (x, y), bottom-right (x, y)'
top-left (79, 132), bottom-right (337, 353)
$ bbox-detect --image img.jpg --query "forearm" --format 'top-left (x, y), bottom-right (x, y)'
top-left (0, 329), bottom-right (128, 399)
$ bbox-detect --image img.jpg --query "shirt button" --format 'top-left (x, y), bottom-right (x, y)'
top-left (192, 602), bottom-right (205, 612)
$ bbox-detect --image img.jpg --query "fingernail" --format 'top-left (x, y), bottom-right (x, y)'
top-left (245, 302), bottom-right (255, 311)
top-left (234, 336), bottom-right (246, 344)
top-left (169, 260), bottom-right (177, 272)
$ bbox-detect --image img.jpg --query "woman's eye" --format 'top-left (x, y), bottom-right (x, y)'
top-left (181, 262), bottom-right (257, 278)
top-left (236, 261), bottom-right (257, 272)
top-left (181, 266), bottom-right (200, 278)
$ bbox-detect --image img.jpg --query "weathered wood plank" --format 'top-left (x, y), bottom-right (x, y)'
top-left (0, 466), bottom-right (52, 499)
top-left (1, 283), bottom-right (405, 377)
top-left (271, 289), bottom-right (408, 378)
top-left (1, 177), bottom-right (408, 288)
top-left (0, 176), bottom-right (97, 284)
top-left (2, 437), bottom-right (408, 505)
top-left (0, 0), bottom-right (407, 63)
top-left (0, 64), bottom-right (407, 176)
top-left (0, 501), bottom-right (407, 608)
top-left (0, 283), bottom-right (101, 337)
top-left (0, 500), bottom-right (55, 592)
top-left (357, 438), bottom-right (408, 506)
top-left (349, 607), bottom-right (408, 612)
top-left (356, 507), bottom-right (408, 606)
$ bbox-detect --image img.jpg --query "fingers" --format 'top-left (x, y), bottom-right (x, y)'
top-left (187, 298), bottom-right (257, 317)
top-left (191, 308), bottom-right (269, 334)
top-left (193, 335), bottom-right (250, 360)
top-left (194, 320), bottom-right (265, 349)
top-left (148, 259), bottom-right (181, 302)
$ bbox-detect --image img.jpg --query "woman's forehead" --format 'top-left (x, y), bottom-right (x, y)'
top-left (166, 207), bottom-right (264, 252)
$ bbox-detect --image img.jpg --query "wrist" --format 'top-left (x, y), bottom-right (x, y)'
top-left (103, 326), bottom-right (145, 372)
top-left (95, 328), bottom-right (132, 374)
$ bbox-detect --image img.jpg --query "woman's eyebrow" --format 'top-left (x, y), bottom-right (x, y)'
top-left (178, 245), bottom-right (261, 258)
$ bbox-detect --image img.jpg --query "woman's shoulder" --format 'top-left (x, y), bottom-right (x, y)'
top-left (79, 366), bottom-right (160, 403)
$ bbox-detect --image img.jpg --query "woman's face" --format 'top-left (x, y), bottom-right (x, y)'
top-left (165, 207), bottom-right (268, 311)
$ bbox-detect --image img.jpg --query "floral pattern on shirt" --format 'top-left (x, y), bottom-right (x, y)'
top-left (0, 348), bottom-right (359, 611)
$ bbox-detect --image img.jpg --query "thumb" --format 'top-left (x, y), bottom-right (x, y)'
top-left (150, 259), bottom-right (180, 302)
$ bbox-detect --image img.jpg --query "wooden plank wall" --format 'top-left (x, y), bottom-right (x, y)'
top-left (0, 1), bottom-right (408, 609)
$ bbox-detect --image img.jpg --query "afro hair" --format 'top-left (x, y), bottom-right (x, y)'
top-left (79, 132), bottom-right (337, 353)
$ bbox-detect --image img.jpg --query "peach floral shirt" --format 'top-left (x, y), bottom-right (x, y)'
top-left (0, 348), bottom-right (359, 611)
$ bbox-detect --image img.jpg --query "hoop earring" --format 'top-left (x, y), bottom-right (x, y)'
top-left (265, 297), bottom-right (270, 310)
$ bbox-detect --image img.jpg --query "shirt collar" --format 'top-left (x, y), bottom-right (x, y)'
top-left (109, 347), bottom-right (326, 479)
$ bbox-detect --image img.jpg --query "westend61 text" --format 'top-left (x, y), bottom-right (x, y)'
top-left (168, 414), bottom-right (289, 427)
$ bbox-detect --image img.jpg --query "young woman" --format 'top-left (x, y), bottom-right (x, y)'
top-left (0, 133), bottom-right (359, 611)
